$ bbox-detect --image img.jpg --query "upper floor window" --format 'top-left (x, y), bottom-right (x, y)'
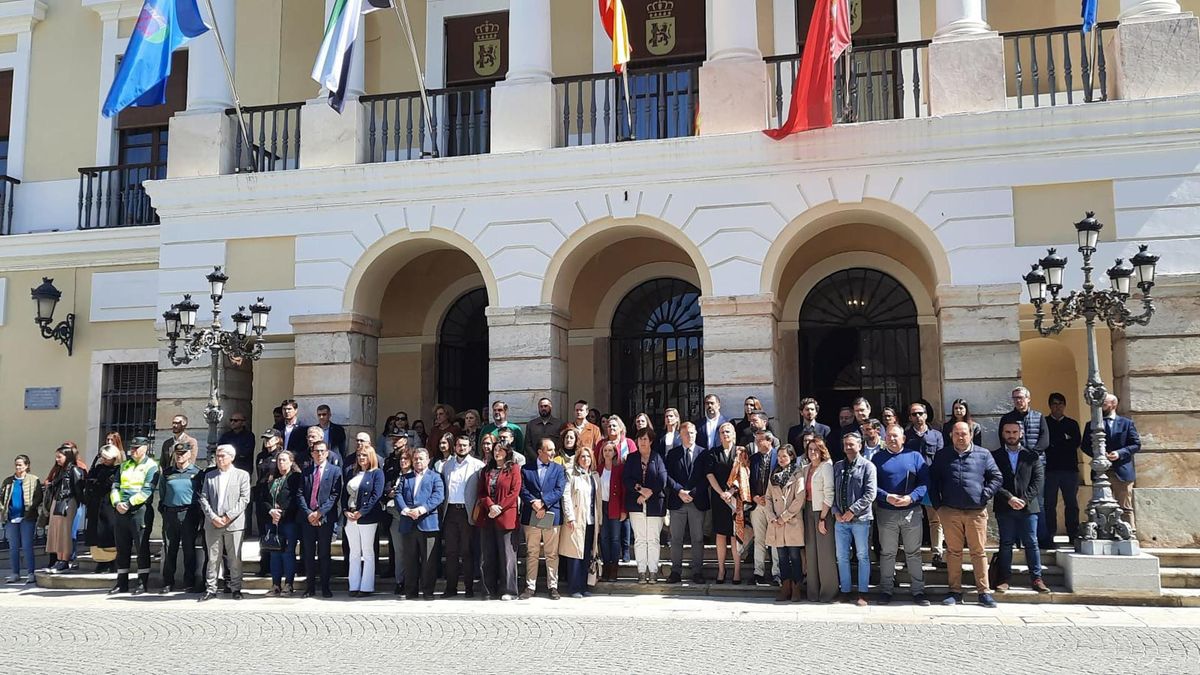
top-left (114, 50), bottom-right (187, 169)
top-left (0, 69), bottom-right (12, 176)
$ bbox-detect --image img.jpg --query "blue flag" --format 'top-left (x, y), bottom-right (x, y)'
top-left (1082, 0), bottom-right (1098, 33)
top-left (102, 0), bottom-right (209, 117)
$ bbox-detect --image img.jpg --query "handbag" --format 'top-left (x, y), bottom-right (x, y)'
top-left (52, 498), bottom-right (70, 516)
top-left (260, 528), bottom-right (284, 552)
top-left (587, 556), bottom-right (601, 587)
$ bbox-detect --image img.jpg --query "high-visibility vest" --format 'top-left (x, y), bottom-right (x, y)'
top-left (110, 456), bottom-right (159, 508)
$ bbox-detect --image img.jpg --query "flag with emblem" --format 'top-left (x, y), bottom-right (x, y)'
top-left (102, 0), bottom-right (209, 117)
top-left (599, 0), bottom-right (633, 72)
top-left (313, 0), bottom-right (393, 112)
top-left (764, 0), bottom-right (852, 139)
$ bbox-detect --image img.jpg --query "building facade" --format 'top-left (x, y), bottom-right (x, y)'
top-left (1, 0), bottom-right (1199, 546)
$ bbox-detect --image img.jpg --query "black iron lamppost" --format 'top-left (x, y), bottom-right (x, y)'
top-left (162, 266), bottom-right (271, 458)
top-left (30, 278), bottom-right (75, 356)
top-left (1022, 212), bottom-right (1159, 547)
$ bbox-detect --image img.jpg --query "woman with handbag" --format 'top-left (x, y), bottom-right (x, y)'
top-left (43, 442), bottom-right (86, 572)
top-left (706, 423), bottom-right (750, 584)
top-left (623, 427), bottom-right (668, 584)
top-left (766, 444), bottom-right (806, 602)
top-left (2, 455), bottom-right (44, 583)
top-left (343, 444), bottom-right (385, 597)
top-left (560, 447), bottom-right (602, 598)
top-left (476, 441), bottom-right (522, 600)
top-left (265, 451), bottom-right (301, 596)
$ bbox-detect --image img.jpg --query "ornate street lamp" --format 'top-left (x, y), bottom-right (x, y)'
top-left (163, 266), bottom-right (271, 459)
top-left (1023, 212), bottom-right (1159, 548)
top-left (30, 277), bottom-right (75, 356)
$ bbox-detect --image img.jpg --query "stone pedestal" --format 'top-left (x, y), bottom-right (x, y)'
top-left (166, 112), bottom-right (236, 178)
top-left (156, 345), bottom-right (253, 464)
top-left (699, 295), bottom-right (780, 418)
top-left (1061, 552), bottom-right (1162, 595)
top-left (697, 59), bottom-right (770, 135)
top-left (936, 285), bottom-right (1022, 447)
top-left (1079, 538), bottom-right (1141, 555)
top-left (291, 313), bottom-right (379, 441)
top-left (486, 305), bottom-right (568, 421)
top-left (489, 80), bottom-right (556, 153)
top-left (300, 99), bottom-right (366, 169)
top-left (1110, 13), bottom-right (1200, 100)
top-left (928, 33), bottom-right (1007, 115)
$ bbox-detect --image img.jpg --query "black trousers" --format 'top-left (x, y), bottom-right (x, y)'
top-left (443, 506), bottom-right (475, 594)
top-left (480, 526), bottom-right (518, 597)
top-left (161, 507), bottom-right (199, 588)
top-left (301, 517), bottom-right (335, 593)
top-left (256, 498), bottom-right (272, 574)
top-left (403, 530), bottom-right (439, 598)
top-left (114, 507), bottom-right (150, 584)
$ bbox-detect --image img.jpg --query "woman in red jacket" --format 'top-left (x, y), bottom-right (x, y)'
top-left (595, 439), bottom-right (627, 581)
top-left (477, 441), bottom-right (523, 600)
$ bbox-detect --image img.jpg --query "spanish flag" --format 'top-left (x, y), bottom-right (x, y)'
top-left (599, 0), bottom-right (633, 72)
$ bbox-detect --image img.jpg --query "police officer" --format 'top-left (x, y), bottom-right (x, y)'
top-left (109, 436), bottom-right (160, 595)
top-left (158, 442), bottom-right (203, 593)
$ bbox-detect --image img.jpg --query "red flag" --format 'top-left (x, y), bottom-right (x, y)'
top-left (765, 0), bottom-right (852, 139)
top-left (598, 0), bottom-right (633, 73)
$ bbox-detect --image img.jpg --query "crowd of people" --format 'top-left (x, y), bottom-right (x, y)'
top-left (1, 387), bottom-right (1141, 609)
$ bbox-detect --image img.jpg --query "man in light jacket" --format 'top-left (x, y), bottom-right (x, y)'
top-left (440, 435), bottom-right (484, 598)
top-left (831, 432), bottom-right (877, 607)
top-left (197, 444), bottom-right (251, 601)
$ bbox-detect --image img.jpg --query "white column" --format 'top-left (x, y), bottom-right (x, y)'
top-left (707, 0), bottom-right (762, 62)
top-left (323, 0), bottom-right (366, 98)
top-left (186, 0), bottom-right (236, 112)
top-left (934, 0), bottom-right (991, 38)
top-left (1120, 0), bottom-right (1184, 19)
top-left (505, 0), bottom-right (553, 82)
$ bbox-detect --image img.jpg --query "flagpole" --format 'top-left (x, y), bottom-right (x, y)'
top-left (390, 0), bottom-right (440, 158)
top-left (1087, 28), bottom-right (1099, 102)
top-left (201, 0), bottom-right (256, 172)
top-left (620, 68), bottom-right (635, 141)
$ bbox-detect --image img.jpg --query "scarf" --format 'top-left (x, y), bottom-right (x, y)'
top-left (724, 446), bottom-right (751, 543)
top-left (770, 463), bottom-right (797, 489)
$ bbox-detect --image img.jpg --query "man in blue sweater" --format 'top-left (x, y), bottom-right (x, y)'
top-left (930, 422), bottom-right (1003, 608)
top-left (872, 425), bottom-right (929, 606)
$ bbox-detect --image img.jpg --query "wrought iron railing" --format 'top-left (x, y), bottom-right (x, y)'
top-left (226, 102), bottom-right (303, 172)
top-left (361, 84), bottom-right (493, 162)
top-left (767, 40), bottom-right (930, 128)
top-left (552, 62), bottom-right (700, 146)
top-left (1001, 21), bottom-right (1117, 108)
top-left (0, 175), bottom-right (18, 235)
top-left (77, 162), bottom-right (164, 229)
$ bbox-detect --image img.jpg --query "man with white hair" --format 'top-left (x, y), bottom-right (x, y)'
top-left (197, 444), bottom-right (251, 601)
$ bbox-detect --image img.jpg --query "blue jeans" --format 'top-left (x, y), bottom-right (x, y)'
top-left (997, 510), bottom-right (1042, 582)
top-left (835, 520), bottom-right (871, 593)
top-left (599, 505), bottom-right (623, 564)
top-left (777, 545), bottom-right (803, 583)
top-left (268, 520), bottom-right (299, 586)
top-left (5, 520), bottom-right (36, 577)
top-left (621, 518), bottom-right (632, 559)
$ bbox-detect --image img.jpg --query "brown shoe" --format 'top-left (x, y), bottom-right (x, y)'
top-left (1032, 578), bottom-right (1051, 594)
top-left (775, 580), bottom-right (792, 602)
top-left (549, 589), bottom-right (561, 600)
top-left (791, 581), bottom-right (804, 602)
top-left (854, 595), bottom-right (868, 607)
top-left (518, 589), bottom-right (534, 600)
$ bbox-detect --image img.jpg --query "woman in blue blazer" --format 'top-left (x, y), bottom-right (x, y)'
top-left (342, 445), bottom-right (385, 597)
top-left (623, 427), bottom-right (668, 584)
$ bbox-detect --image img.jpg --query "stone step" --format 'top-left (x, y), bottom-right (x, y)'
top-left (1143, 548), bottom-right (1200, 568)
top-left (1161, 567), bottom-right (1200, 589)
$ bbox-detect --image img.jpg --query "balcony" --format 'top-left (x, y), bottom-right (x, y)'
top-left (77, 162), bottom-right (164, 230)
top-left (553, 62), bottom-right (700, 147)
top-left (226, 102), bottom-right (304, 172)
top-left (1001, 21), bottom-right (1117, 108)
top-left (361, 83), bottom-right (493, 162)
top-left (0, 175), bottom-right (18, 235)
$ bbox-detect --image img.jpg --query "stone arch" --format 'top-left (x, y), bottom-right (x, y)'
top-left (781, 252), bottom-right (935, 327)
top-left (594, 262), bottom-right (702, 333)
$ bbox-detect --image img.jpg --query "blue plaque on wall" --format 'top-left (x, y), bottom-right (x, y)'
top-left (24, 387), bottom-right (61, 410)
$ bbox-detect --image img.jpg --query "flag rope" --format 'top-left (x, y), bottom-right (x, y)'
top-left (390, 0), bottom-right (440, 158)
top-left (201, 0), bottom-right (256, 172)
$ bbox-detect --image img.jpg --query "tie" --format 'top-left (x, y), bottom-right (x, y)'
top-left (683, 448), bottom-right (693, 477)
top-left (309, 465), bottom-right (323, 510)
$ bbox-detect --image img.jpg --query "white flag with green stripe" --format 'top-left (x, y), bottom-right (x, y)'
top-left (312, 0), bottom-right (392, 112)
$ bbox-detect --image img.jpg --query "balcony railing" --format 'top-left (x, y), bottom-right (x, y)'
top-left (1002, 22), bottom-right (1117, 109)
top-left (553, 62), bottom-right (700, 147)
top-left (361, 84), bottom-right (492, 162)
top-left (0, 175), bottom-right (18, 235)
top-left (77, 162), bottom-right (164, 230)
top-left (226, 102), bottom-right (303, 172)
top-left (767, 40), bottom-right (931, 128)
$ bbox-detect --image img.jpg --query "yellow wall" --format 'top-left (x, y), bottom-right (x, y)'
top-left (552, 0), bottom-right (593, 78)
top-left (225, 236), bottom-right (296, 291)
top-left (1013, 181), bottom-right (1116, 247)
top-left (251, 354), bottom-right (294, 434)
top-left (366, 0), bottom-right (427, 95)
top-left (0, 34), bottom-right (17, 54)
top-left (235, 0), bottom-right (284, 106)
top-left (279, 0), bottom-right (324, 103)
top-left (757, 0), bottom-right (775, 55)
top-left (377, 350), bottom-right (424, 429)
top-left (0, 264), bottom-right (157, 471)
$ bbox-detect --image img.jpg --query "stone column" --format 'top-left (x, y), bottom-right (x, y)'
top-left (301, 0), bottom-right (368, 168)
top-left (291, 313), bottom-right (380, 441)
top-left (1110, 0), bottom-right (1200, 100)
top-left (156, 342), bottom-right (253, 466)
top-left (936, 284), bottom-right (1022, 448)
top-left (1111, 274), bottom-right (1200, 547)
top-left (167, 0), bottom-right (237, 177)
top-left (486, 305), bottom-right (568, 422)
top-left (490, 0), bottom-right (556, 153)
top-left (927, 0), bottom-right (1006, 115)
top-left (699, 295), bottom-right (781, 419)
top-left (698, 0), bottom-right (768, 135)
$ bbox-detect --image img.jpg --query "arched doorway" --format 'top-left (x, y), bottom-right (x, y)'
top-left (610, 278), bottom-right (704, 421)
top-left (799, 268), bottom-right (920, 427)
top-left (438, 287), bottom-right (489, 415)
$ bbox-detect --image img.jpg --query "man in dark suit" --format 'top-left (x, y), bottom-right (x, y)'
top-left (519, 438), bottom-right (567, 600)
top-left (1083, 393), bottom-right (1141, 533)
top-left (991, 421), bottom-right (1048, 594)
top-left (787, 397), bottom-right (831, 451)
top-left (297, 441), bottom-right (343, 598)
top-left (664, 422), bottom-right (709, 584)
top-left (395, 447), bottom-right (445, 600)
top-left (275, 399), bottom-right (309, 459)
top-left (312, 404), bottom-right (347, 459)
top-left (694, 393), bottom-right (731, 450)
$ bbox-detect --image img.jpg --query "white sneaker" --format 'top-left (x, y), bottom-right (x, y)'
top-left (3, 576), bottom-right (15, 584)
top-left (24, 575), bottom-right (35, 584)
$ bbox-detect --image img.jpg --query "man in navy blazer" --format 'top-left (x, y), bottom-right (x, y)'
top-left (694, 393), bottom-right (732, 450)
top-left (665, 422), bottom-right (710, 584)
top-left (519, 438), bottom-right (568, 600)
top-left (787, 397), bottom-right (832, 452)
top-left (1083, 393), bottom-right (1141, 532)
top-left (394, 448), bottom-right (445, 600)
top-left (297, 441), bottom-right (343, 598)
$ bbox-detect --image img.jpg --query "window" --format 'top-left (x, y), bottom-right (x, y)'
top-left (99, 362), bottom-right (158, 448)
top-left (0, 69), bottom-right (12, 176)
top-left (610, 278), bottom-right (704, 422)
top-left (438, 288), bottom-right (490, 416)
top-left (118, 126), bottom-right (169, 171)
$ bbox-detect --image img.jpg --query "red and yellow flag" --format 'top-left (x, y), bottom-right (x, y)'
top-left (598, 0), bottom-right (633, 73)
top-left (765, 0), bottom-right (852, 138)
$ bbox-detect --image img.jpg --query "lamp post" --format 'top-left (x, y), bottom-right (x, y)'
top-left (163, 266), bottom-right (271, 459)
top-left (1022, 212), bottom-right (1159, 548)
top-left (30, 277), bottom-right (75, 356)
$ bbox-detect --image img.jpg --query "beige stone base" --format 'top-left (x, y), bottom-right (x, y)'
top-left (300, 98), bottom-right (366, 169)
top-left (928, 33), bottom-right (1006, 115)
top-left (166, 111), bottom-right (236, 178)
top-left (1110, 13), bottom-right (1200, 101)
top-left (697, 58), bottom-right (769, 135)
top-left (489, 80), bottom-right (556, 153)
